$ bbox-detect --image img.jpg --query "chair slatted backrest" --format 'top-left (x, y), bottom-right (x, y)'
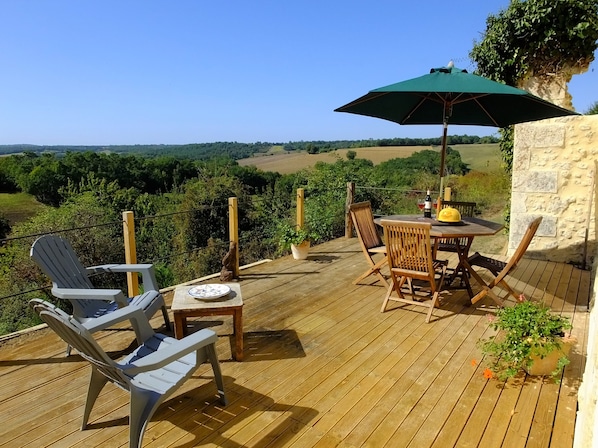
top-left (31, 235), bottom-right (107, 319)
top-left (30, 299), bottom-right (130, 389)
top-left (442, 201), bottom-right (476, 217)
top-left (382, 220), bottom-right (435, 278)
top-left (349, 202), bottom-right (383, 250)
top-left (500, 217), bottom-right (543, 277)
top-left (437, 201), bottom-right (477, 253)
top-left (31, 235), bottom-right (93, 290)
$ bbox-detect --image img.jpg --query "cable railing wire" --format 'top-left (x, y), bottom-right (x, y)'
top-left (0, 219), bottom-right (122, 244)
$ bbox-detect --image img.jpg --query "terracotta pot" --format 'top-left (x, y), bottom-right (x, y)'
top-left (291, 241), bottom-right (310, 260)
top-left (525, 337), bottom-right (575, 376)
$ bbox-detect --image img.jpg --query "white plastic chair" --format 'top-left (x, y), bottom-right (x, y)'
top-left (30, 299), bottom-right (226, 448)
top-left (31, 234), bottom-right (170, 354)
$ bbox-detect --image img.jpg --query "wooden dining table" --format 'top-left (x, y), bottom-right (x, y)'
top-left (374, 215), bottom-right (504, 303)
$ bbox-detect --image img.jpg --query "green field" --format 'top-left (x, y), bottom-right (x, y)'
top-left (238, 143), bottom-right (501, 174)
top-left (0, 192), bottom-right (48, 225)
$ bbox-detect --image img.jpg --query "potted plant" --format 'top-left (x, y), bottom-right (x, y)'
top-left (277, 222), bottom-right (313, 260)
top-left (479, 295), bottom-right (574, 381)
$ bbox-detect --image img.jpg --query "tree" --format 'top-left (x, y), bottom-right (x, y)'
top-left (586, 101), bottom-right (598, 115)
top-left (470, 0), bottom-right (598, 85)
top-left (470, 0), bottom-right (598, 172)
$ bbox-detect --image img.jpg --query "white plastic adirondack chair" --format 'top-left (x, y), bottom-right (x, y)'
top-left (30, 235), bottom-right (170, 354)
top-left (30, 299), bottom-right (226, 448)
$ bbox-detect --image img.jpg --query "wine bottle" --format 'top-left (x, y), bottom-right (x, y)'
top-left (424, 190), bottom-right (432, 218)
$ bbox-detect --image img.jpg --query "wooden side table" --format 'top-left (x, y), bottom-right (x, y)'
top-left (171, 282), bottom-right (244, 361)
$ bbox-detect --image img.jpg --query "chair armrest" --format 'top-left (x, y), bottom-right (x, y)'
top-left (51, 287), bottom-right (127, 305)
top-left (82, 305), bottom-right (155, 340)
top-left (89, 263), bottom-right (160, 291)
top-left (122, 329), bottom-right (218, 374)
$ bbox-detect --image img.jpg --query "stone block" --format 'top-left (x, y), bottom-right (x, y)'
top-left (511, 172), bottom-right (526, 192)
top-left (511, 195), bottom-right (527, 213)
top-left (537, 215), bottom-right (557, 237)
top-left (524, 171), bottom-right (558, 193)
top-left (533, 124), bottom-right (565, 148)
top-left (508, 214), bottom-right (556, 252)
top-left (513, 145), bottom-right (530, 171)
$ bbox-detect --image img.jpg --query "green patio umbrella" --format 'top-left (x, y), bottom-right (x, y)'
top-left (334, 63), bottom-right (579, 196)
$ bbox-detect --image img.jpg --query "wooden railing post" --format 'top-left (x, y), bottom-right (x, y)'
top-left (122, 211), bottom-right (139, 297)
top-left (345, 182), bottom-right (355, 238)
top-left (296, 188), bottom-right (305, 228)
top-left (228, 197), bottom-right (239, 277)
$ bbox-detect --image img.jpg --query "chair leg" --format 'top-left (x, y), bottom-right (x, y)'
top-left (471, 288), bottom-right (488, 305)
top-left (425, 291), bottom-right (441, 323)
top-left (381, 276), bottom-right (407, 312)
top-left (381, 282), bottom-right (394, 312)
top-left (129, 389), bottom-right (162, 448)
top-left (353, 257), bottom-right (389, 287)
top-left (161, 305), bottom-right (171, 331)
top-left (205, 343), bottom-right (227, 405)
top-left (497, 279), bottom-right (519, 301)
top-left (82, 367), bottom-right (109, 430)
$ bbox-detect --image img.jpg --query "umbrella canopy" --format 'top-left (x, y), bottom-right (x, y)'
top-left (335, 64), bottom-right (579, 195)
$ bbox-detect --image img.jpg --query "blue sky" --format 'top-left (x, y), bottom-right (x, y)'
top-left (1, 1), bottom-right (596, 145)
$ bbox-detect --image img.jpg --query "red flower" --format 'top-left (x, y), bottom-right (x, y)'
top-left (483, 368), bottom-right (493, 379)
top-left (471, 359), bottom-right (477, 366)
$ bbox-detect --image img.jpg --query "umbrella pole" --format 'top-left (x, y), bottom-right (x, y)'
top-left (438, 120), bottom-right (448, 200)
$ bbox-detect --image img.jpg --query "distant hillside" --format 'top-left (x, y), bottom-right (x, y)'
top-left (238, 143), bottom-right (501, 174)
top-left (0, 134), bottom-right (498, 160)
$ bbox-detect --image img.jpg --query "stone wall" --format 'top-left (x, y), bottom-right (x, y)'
top-left (573, 179), bottom-right (598, 448)
top-left (509, 115), bottom-right (597, 265)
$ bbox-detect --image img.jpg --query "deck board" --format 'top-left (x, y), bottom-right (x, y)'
top-left (0, 236), bottom-right (590, 448)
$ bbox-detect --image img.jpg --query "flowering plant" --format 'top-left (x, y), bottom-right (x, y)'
top-left (479, 295), bottom-right (572, 381)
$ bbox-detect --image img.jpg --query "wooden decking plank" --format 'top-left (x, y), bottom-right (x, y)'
top-left (551, 309), bottom-right (588, 448)
top-left (0, 237), bottom-right (587, 448)
top-left (525, 378), bottom-right (564, 448)
top-left (361, 310), bottom-right (484, 447)
top-left (386, 312), bottom-right (489, 447)
top-left (482, 261), bottom-right (560, 447)
top-left (295, 305), bottom-right (470, 445)
top-left (501, 376), bottom-right (545, 448)
top-left (449, 373), bottom-right (509, 447)
top-left (538, 261), bottom-right (567, 308)
top-left (530, 261), bottom-right (558, 301)
top-left (286, 305), bottom-right (458, 447)
top-left (404, 310), bottom-right (494, 448)
top-left (150, 283), bottom-right (388, 446)
top-left (328, 305), bottom-right (462, 447)
top-left (159, 308), bottom-right (390, 444)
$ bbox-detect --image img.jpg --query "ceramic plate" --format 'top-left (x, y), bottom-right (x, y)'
top-left (188, 284), bottom-right (231, 300)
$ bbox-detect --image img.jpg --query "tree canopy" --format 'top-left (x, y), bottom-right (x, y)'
top-left (470, 0), bottom-right (598, 85)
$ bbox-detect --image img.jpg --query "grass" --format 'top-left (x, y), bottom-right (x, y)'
top-left (0, 193), bottom-right (48, 224)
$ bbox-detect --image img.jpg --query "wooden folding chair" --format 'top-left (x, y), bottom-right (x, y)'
top-left (349, 201), bottom-right (388, 287)
top-left (380, 220), bottom-right (448, 323)
top-left (467, 217), bottom-right (543, 306)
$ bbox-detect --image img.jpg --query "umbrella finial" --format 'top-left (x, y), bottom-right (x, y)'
top-left (447, 60), bottom-right (454, 68)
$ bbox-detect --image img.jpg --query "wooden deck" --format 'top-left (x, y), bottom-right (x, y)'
top-left (0, 237), bottom-right (590, 447)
